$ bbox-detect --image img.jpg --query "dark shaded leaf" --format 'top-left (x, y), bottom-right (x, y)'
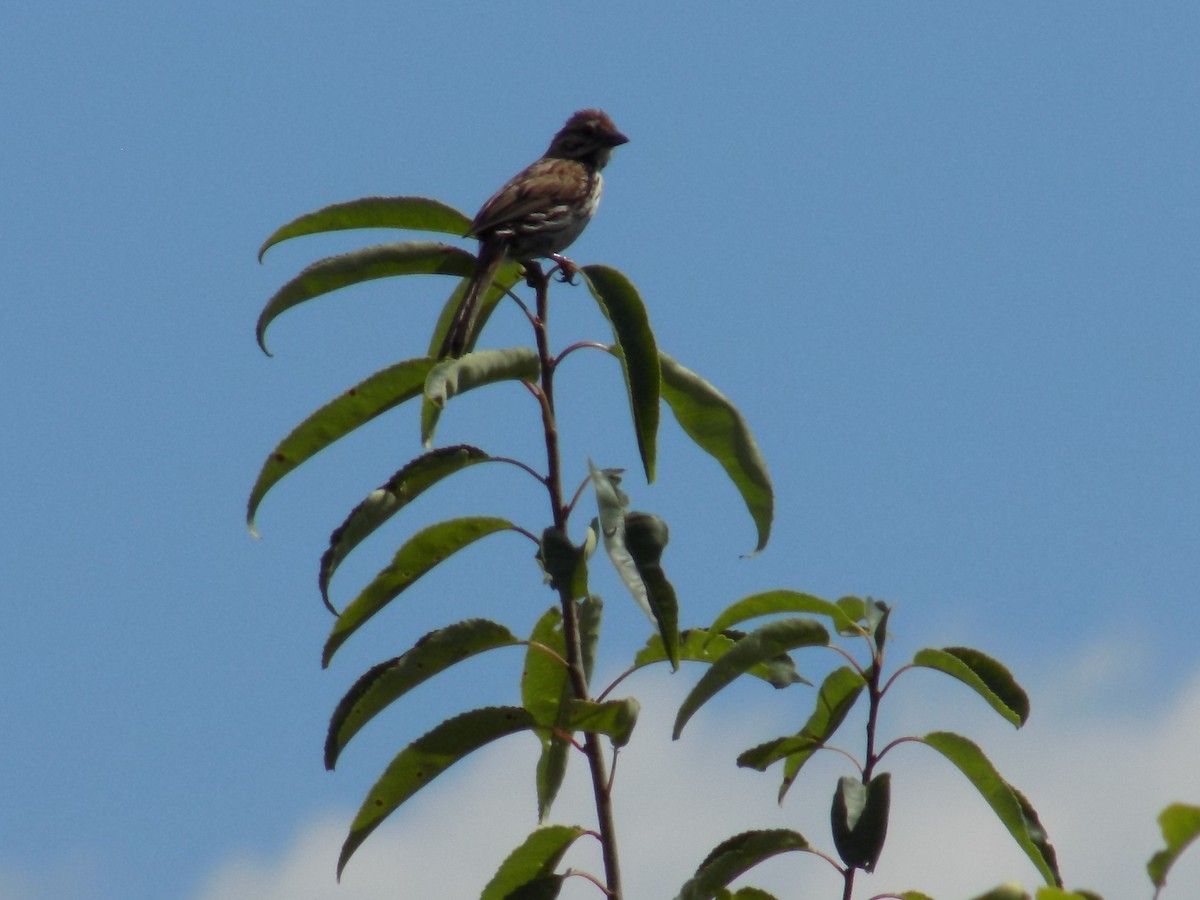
top-left (322, 517), bottom-right (518, 666)
top-left (247, 357), bottom-right (437, 535)
top-left (674, 618), bottom-right (827, 739)
top-left (659, 351), bottom-right (772, 554)
top-left (830, 772), bottom-right (890, 872)
top-left (325, 618), bottom-right (520, 768)
top-left (624, 512), bottom-right (680, 669)
top-left (337, 706), bottom-right (537, 878)
top-left (584, 266), bottom-right (660, 482)
top-left (678, 829), bottom-right (810, 900)
top-left (633, 629), bottom-right (802, 689)
top-left (319, 445), bottom-right (492, 610)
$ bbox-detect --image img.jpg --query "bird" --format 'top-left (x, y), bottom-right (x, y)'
top-left (437, 109), bottom-right (629, 358)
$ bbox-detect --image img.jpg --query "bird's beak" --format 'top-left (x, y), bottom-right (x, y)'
top-left (608, 130), bottom-right (630, 147)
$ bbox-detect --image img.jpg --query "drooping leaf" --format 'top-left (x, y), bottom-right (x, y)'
top-left (624, 511), bottom-right (680, 669)
top-left (322, 517), bottom-right (519, 666)
top-left (708, 590), bottom-right (864, 640)
top-left (337, 706), bottom-right (536, 879)
top-left (319, 445), bottom-right (493, 611)
top-left (256, 241), bottom-right (475, 354)
top-left (584, 267), bottom-right (659, 482)
top-left (421, 347), bottom-right (540, 446)
top-left (633, 629), bottom-right (802, 689)
top-left (830, 772), bottom-right (891, 872)
top-left (579, 594), bottom-right (603, 685)
top-left (866, 599), bottom-right (891, 653)
top-left (677, 829), bottom-right (810, 900)
top-left (247, 357), bottom-right (437, 535)
top-left (325, 618), bottom-right (520, 768)
top-left (659, 352), bottom-right (772, 554)
top-left (921, 731), bottom-right (1061, 887)
top-left (524, 608), bottom-right (570, 821)
top-left (537, 527), bottom-right (590, 602)
top-left (590, 464), bottom-right (652, 620)
top-left (1148, 802), bottom-right (1200, 892)
top-left (912, 647), bottom-right (1030, 727)
top-left (737, 666), bottom-right (865, 800)
top-left (674, 618), bottom-right (828, 739)
top-left (480, 825), bottom-right (588, 900)
top-left (565, 697), bottom-right (640, 748)
top-left (258, 196), bottom-right (471, 261)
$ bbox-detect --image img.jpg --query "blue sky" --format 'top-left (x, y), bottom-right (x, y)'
top-left (3, 3), bottom-right (1199, 898)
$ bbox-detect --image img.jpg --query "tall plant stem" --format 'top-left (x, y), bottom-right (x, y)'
top-left (531, 267), bottom-right (623, 899)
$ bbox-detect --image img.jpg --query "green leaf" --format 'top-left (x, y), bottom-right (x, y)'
top-left (524, 608), bottom-right (570, 822)
top-left (921, 731), bottom-right (1061, 887)
top-left (659, 351), bottom-right (773, 554)
top-left (736, 666), bottom-right (865, 800)
top-left (247, 357), bottom-right (437, 535)
top-left (503, 876), bottom-right (566, 900)
top-left (674, 618), bottom-right (828, 739)
top-left (325, 618), bottom-right (520, 769)
top-left (579, 594), bottom-right (603, 685)
top-left (830, 772), bottom-right (891, 872)
top-left (421, 347), bottom-right (540, 446)
top-left (896, 893), bottom-right (937, 900)
top-left (319, 445), bottom-right (493, 611)
top-left (723, 889), bottom-right (781, 900)
top-left (480, 825), bottom-right (587, 900)
top-left (565, 697), bottom-right (640, 747)
top-left (258, 196), bottom-right (472, 261)
top-left (969, 887), bottom-right (1031, 900)
top-left (337, 706), bottom-right (536, 879)
top-left (584, 266), bottom-right (660, 482)
top-left (1148, 803), bottom-right (1200, 892)
top-left (709, 590), bottom-right (864, 640)
top-left (256, 241), bottom-right (475, 354)
top-left (1036, 889), bottom-right (1104, 900)
top-left (912, 647), bottom-right (1030, 727)
top-left (678, 829), bottom-right (810, 900)
top-left (633, 629), bottom-right (803, 689)
top-left (537, 527), bottom-right (590, 602)
top-left (322, 516), bottom-right (518, 667)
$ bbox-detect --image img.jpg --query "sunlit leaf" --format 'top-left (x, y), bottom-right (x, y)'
top-left (912, 647), bottom-right (1030, 727)
top-left (659, 352), bottom-right (772, 554)
top-left (674, 618), bottom-right (827, 739)
top-left (319, 445), bottom-right (493, 611)
top-left (921, 731), bottom-right (1061, 887)
top-left (709, 590), bottom-right (864, 640)
top-left (325, 619), bottom-right (520, 768)
top-left (566, 697), bottom-right (640, 747)
top-left (322, 516), bottom-right (519, 666)
top-left (256, 241), bottom-right (474, 354)
top-left (480, 824), bottom-right (587, 900)
top-left (1148, 803), bottom-right (1200, 892)
top-left (258, 196), bottom-right (471, 261)
top-left (584, 267), bottom-right (659, 482)
top-left (678, 829), bottom-right (810, 900)
top-left (524, 608), bottom-right (570, 821)
top-left (337, 706), bottom-right (536, 878)
top-left (247, 357), bottom-right (437, 534)
top-left (421, 347), bottom-right (540, 446)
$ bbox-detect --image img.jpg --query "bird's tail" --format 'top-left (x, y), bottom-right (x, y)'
top-left (438, 246), bottom-right (505, 359)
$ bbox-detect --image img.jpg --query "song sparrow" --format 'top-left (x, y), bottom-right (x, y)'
top-left (437, 109), bottom-right (629, 358)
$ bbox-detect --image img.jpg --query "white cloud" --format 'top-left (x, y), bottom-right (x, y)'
top-left (192, 661), bottom-right (1200, 900)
